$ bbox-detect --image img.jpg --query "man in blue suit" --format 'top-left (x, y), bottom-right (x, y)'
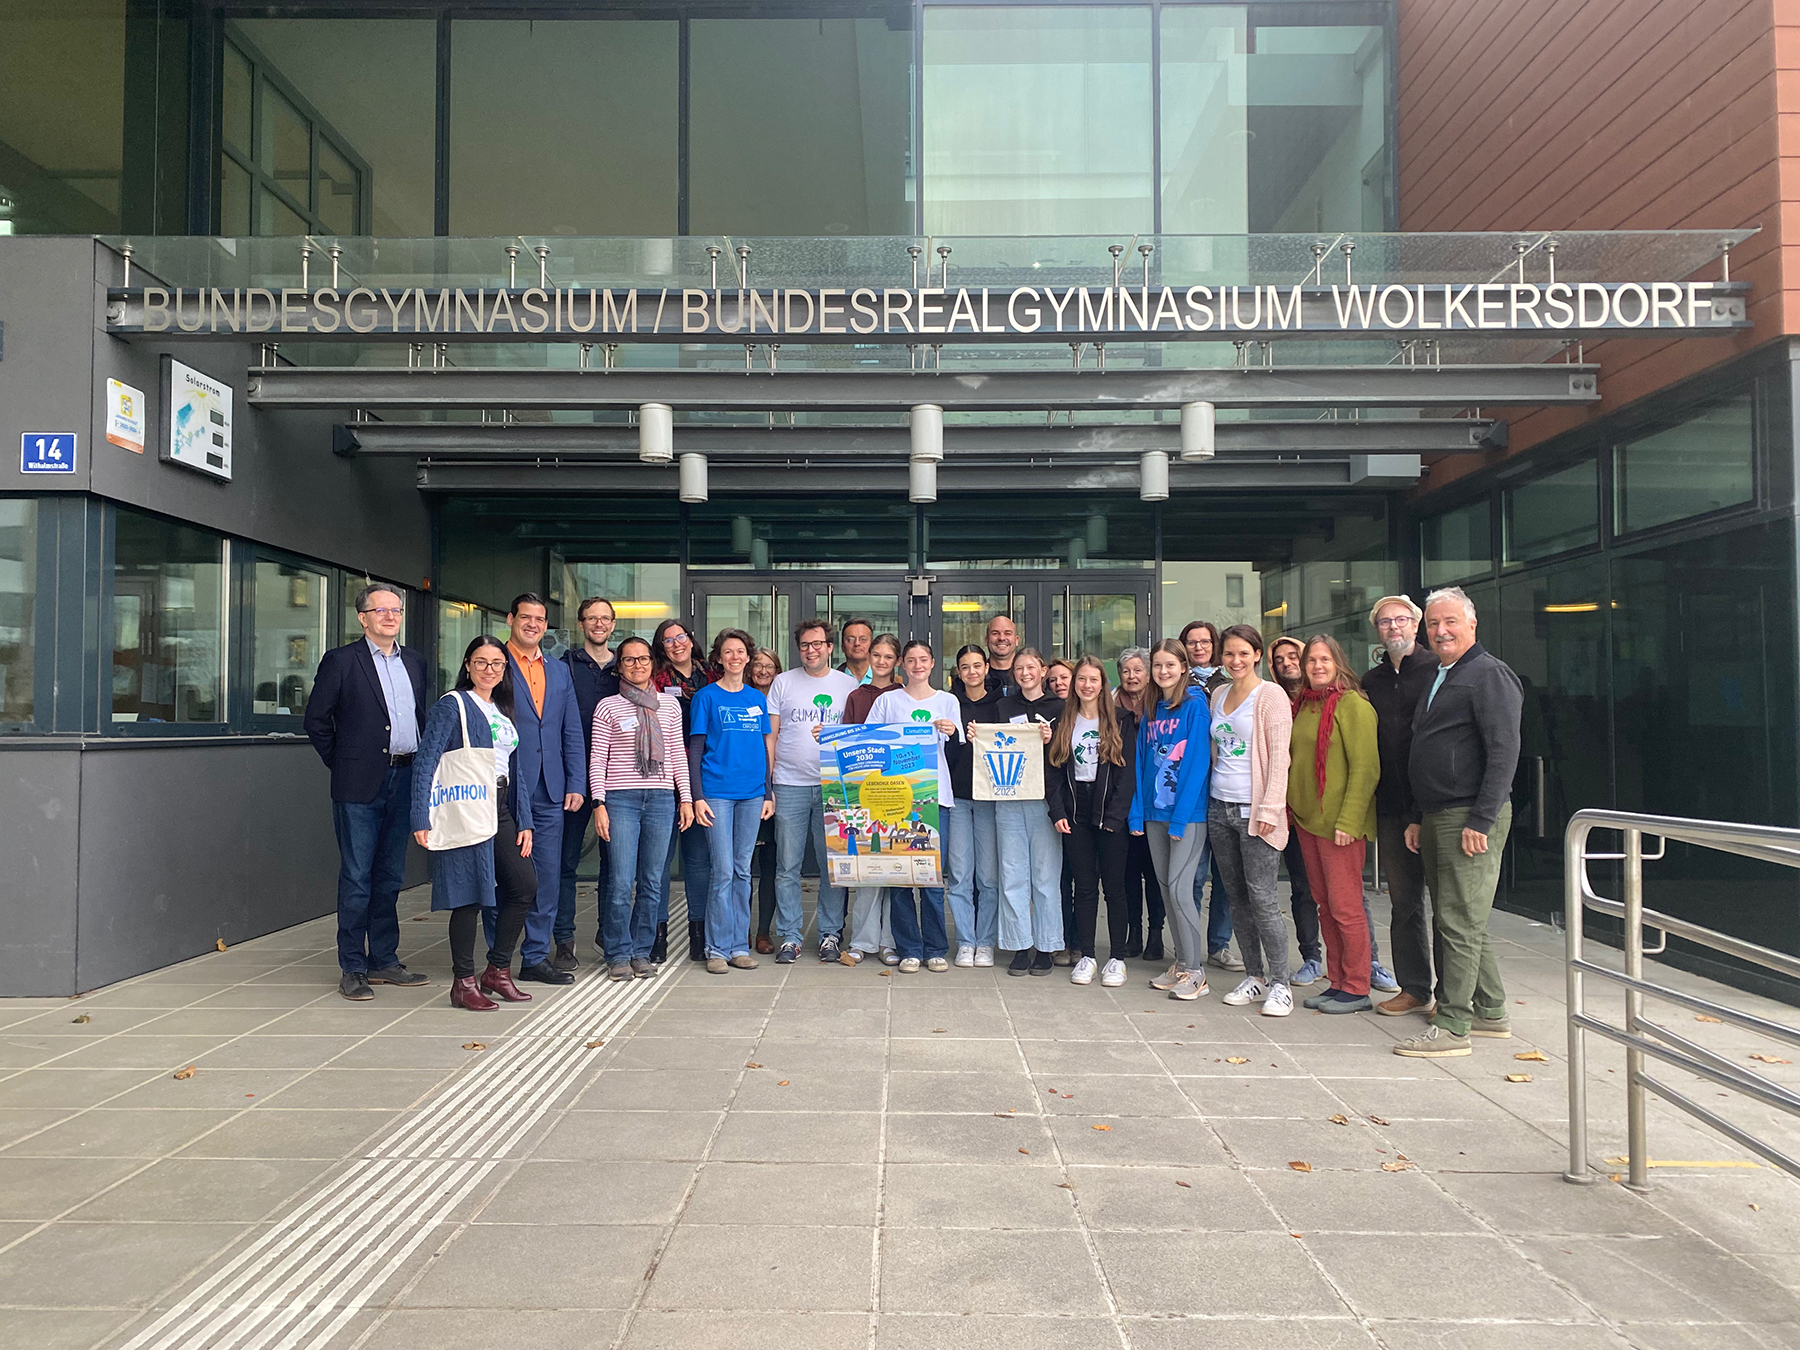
top-left (502, 593), bottom-right (587, 985)
top-left (303, 584), bottom-right (433, 1001)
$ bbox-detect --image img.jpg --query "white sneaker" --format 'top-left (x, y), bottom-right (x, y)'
top-left (974, 946), bottom-right (995, 967)
top-left (1070, 956), bottom-right (1097, 985)
top-left (954, 944), bottom-right (976, 968)
top-left (1261, 982), bottom-right (1293, 1017)
top-left (1100, 958), bottom-right (1127, 987)
top-left (898, 956), bottom-right (921, 973)
top-left (1169, 973), bottom-right (1210, 1001)
top-left (1222, 977), bottom-right (1267, 1007)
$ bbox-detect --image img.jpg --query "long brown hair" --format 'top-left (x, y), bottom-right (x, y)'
top-left (1299, 634), bottom-right (1366, 698)
top-left (1148, 638), bottom-right (1190, 710)
top-left (1049, 655), bottom-right (1125, 767)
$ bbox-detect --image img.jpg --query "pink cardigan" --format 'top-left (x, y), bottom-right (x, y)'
top-left (1209, 681), bottom-right (1294, 852)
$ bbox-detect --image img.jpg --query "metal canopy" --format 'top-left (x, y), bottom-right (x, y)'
top-left (250, 363), bottom-right (1597, 412)
top-left (339, 418), bottom-right (1501, 460)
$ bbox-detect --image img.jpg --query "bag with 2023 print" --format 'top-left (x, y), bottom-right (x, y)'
top-left (425, 692), bottom-right (498, 851)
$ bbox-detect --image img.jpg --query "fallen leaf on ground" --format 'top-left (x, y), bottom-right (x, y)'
top-left (1057, 1182), bottom-right (1074, 1190)
top-left (1750, 1203), bottom-right (1762, 1211)
top-left (1381, 1159), bottom-right (1414, 1172)
top-left (71, 1014), bottom-right (90, 1024)
top-left (412, 914), bottom-right (428, 920)
top-left (1018, 1148), bottom-right (1030, 1155)
top-left (1695, 1014), bottom-right (1723, 1023)
top-left (932, 1028), bottom-right (947, 1034)
top-left (1515, 1050), bottom-right (1549, 1062)
top-left (1061, 1094), bottom-right (1073, 1099)
top-left (215, 939), bottom-right (228, 952)
top-left (1504, 1073), bottom-right (1533, 1083)
top-left (172, 1065), bottom-right (196, 1079)
top-left (1368, 1115), bottom-right (1391, 1126)
top-left (746, 1062), bottom-right (763, 1069)
top-left (585, 1040), bottom-right (605, 1049)
top-left (777, 1080), bottom-right (790, 1086)
top-left (1750, 1054), bottom-right (1792, 1064)
top-left (1610, 1173), bottom-right (1622, 1183)
top-left (1226, 1056), bottom-right (1250, 1065)
top-left (463, 1042), bottom-right (486, 1051)
top-left (1175, 1180), bottom-right (1192, 1188)
top-left (1288, 1160), bottom-right (1312, 1173)
top-left (1092, 1124), bottom-right (1112, 1131)
top-left (1289, 1232), bottom-right (1304, 1238)
top-left (879, 970), bottom-right (891, 976)
top-left (1187, 1025), bottom-right (1195, 1029)
top-left (994, 1111), bottom-right (1014, 1118)
top-left (1328, 1114), bottom-right (1349, 1126)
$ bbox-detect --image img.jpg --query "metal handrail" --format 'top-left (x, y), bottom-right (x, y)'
top-left (1564, 809), bottom-right (1800, 1190)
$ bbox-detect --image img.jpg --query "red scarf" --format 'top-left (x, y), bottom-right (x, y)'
top-left (1293, 685), bottom-right (1343, 799)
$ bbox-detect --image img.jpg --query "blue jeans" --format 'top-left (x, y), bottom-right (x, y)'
top-left (890, 887), bottom-right (949, 961)
top-left (704, 796), bottom-right (763, 958)
top-left (994, 799), bottom-right (1065, 953)
top-left (773, 783), bottom-right (846, 947)
top-left (944, 799), bottom-right (999, 948)
top-left (601, 789), bottom-right (677, 962)
top-left (1192, 849), bottom-right (1234, 954)
top-left (331, 762), bottom-right (413, 974)
top-left (558, 803), bottom-right (606, 947)
top-left (659, 816), bottom-right (713, 928)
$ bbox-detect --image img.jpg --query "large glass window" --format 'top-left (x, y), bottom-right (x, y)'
top-left (0, 500), bottom-right (36, 724)
top-left (693, 499), bottom-right (912, 572)
top-left (449, 20), bottom-right (678, 236)
top-left (228, 20), bottom-right (436, 235)
top-left (562, 563), bottom-right (682, 651)
top-left (1504, 457), bottom-right (1599, 566)
top-left (0, 1), bottom-right (126, 234)
top-left (689, 18), bottom-right (911, 236)
top-left (111, 511), bottom-right (226, 726)
top-left (1420, 499), bottom-right (1492, 588)
top-left (1615, 393), bottom-right (1755, 537)
top-left (927, 498), bottom-right (1152, 572)
top-left (1159, 6), bottom-right (1248, 233)
top-left (922, 7), bottom-right (1153, 235)
top-left (436, 599), bottom-right (491, 696)
top-left (251, 559), bottom-right (329, 717)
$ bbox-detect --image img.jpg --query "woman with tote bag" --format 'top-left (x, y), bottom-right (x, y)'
top-left (411, 635), bottom-right (538, 1012)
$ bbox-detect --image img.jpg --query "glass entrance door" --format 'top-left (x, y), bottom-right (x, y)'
top-left (1052, 582), bottom-right (1152, 682)
top-left (689, 577), bottom-right (910, 669)
top-left (926, 577), bottom-right (1150, 687)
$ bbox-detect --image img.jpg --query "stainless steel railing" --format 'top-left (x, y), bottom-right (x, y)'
top-left (1564, 809), bottom-right (1800, 1189)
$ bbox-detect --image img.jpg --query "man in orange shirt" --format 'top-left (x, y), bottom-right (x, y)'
top-left (500, 593), bottom-right (587, 986)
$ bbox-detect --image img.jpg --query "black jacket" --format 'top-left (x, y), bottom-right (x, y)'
top-left (563, 646), bottom-right (620, 759)
top-left (1363, 644), bottom-right (1439, 822)
top-left (985, 664), bottom-right (1020, 700)
top-left (1045, 709), bottom-right (1138, 832)
top-left (1407, 641), bottom-right (1524, 835)
top-left (949, 685), bottom-right (1000, 802)
top-left (303, 640), bottom-right (429, 803)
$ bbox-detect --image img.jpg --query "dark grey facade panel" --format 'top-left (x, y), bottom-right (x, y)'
top-left (0, 239), bottom-right (101, 495)
top-left (0, 748), bottom-right (82, 994)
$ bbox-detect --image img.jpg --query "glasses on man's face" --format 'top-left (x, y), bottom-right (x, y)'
top-left (798, 640), bottom-right (831, 652)
top-left (362, 607), bottom-right (403, 619)
top-left (468, 658), bottom-right (506, 672)
top-left (1375, 616), bottom-right (1415, 630)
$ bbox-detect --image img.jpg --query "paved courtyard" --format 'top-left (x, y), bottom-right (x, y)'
top-left (2, 882), bottom-right (1799, 1350)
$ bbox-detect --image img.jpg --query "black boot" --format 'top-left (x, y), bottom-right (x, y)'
top-left (1124, 919), bottom-right (1144, 960)
top-left (649, 921), bottom-right (668, 964)
top-left (688, 919), bottom-right (707, 962)
top-left (1142, 927), bottom-right (1165, 962)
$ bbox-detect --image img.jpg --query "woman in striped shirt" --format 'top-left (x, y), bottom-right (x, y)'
top-left (592, 635), bottom-right (694, 982)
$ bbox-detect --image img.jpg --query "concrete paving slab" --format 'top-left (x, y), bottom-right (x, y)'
top-left (647, 1224), bottom-right (874, 1311)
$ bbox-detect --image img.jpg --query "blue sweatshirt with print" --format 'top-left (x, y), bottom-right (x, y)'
top-left (1128, 695), bottom-right (1212, 837)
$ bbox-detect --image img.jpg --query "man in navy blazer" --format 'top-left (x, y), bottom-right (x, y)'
top-left (303, 584), bottom-right (433, 1001)
top-left (502, 593), bottom-right (588, 985)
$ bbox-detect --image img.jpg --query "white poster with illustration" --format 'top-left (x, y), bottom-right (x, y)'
top-left (970, 722), bottom-right (1045, 802)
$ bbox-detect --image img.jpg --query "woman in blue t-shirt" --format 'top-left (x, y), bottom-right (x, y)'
top-left (687, 628), bottom-right (775, 974)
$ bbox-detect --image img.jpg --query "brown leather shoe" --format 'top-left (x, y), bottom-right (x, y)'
top-left (450, 975), bottom-right (497, 1011)
top-left (479, 964), bottom-right (533, 1003)
top-left (1377, 992), bottom-right (1436, 1017)
top-left (755, 934), bottom-right (774, 955)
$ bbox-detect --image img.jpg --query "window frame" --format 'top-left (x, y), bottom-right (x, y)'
top-left (239, 545), bottom-right (336, 732)
top-left (1501, 453), bottom-right (1601, 571)
top-left (1611, 387), bottom-right (1761, 543)
top-left (105, 506), bottom-right (233, 737)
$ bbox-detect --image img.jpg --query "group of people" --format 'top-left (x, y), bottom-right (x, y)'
top-left (307, 582), bottom-right (1522, 1060)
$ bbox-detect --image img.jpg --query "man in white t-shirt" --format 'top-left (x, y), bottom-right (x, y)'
top-left (767, 619), bottom-right (859, 963)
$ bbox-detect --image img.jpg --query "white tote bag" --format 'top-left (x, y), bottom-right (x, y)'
top-left (425, 692), bottom-right (499, 851)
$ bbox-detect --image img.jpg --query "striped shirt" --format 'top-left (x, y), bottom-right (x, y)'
top-left (590, 692), bottom-right (693, 802)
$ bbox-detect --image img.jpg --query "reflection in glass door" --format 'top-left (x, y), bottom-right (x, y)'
top-left (811, 587), bottom-right (906, 658)
top-left (692, 582), bottom-right (794, 666)
top-left (933, 589), bottom-right (1027, 687)
top-left (1052, 586), bottom-right (1147, 683)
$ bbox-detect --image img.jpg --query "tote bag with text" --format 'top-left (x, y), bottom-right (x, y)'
top-left (425, 693), bottom-right (499, 851)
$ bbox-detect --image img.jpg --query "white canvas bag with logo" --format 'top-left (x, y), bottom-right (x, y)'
top-left (425, 692), bottom-right (499, 851)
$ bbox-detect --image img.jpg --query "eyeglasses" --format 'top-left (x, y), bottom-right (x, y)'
top-left (798, 640), bottom-right (831, 651)
top-left (663, 633), bottom-right (692, 646)
top-left (620, 654), bottom-right (653, 665)
top-left (1375, 616), bottom-right (1415, 630)
top-left (361, 607), bottom-right (403, 619)
top-left (468, 658), bottom-right (506, 672)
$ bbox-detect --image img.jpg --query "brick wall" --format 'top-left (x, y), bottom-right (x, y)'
top-left (1398, 0), bottom-right (1783, 490)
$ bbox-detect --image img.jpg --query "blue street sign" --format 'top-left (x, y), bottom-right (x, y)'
top-left (21, 432), bottom-right (77, 474)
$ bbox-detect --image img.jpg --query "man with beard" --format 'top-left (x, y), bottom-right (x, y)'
top-left (1362, 596), bottom-right (1442, 1017)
